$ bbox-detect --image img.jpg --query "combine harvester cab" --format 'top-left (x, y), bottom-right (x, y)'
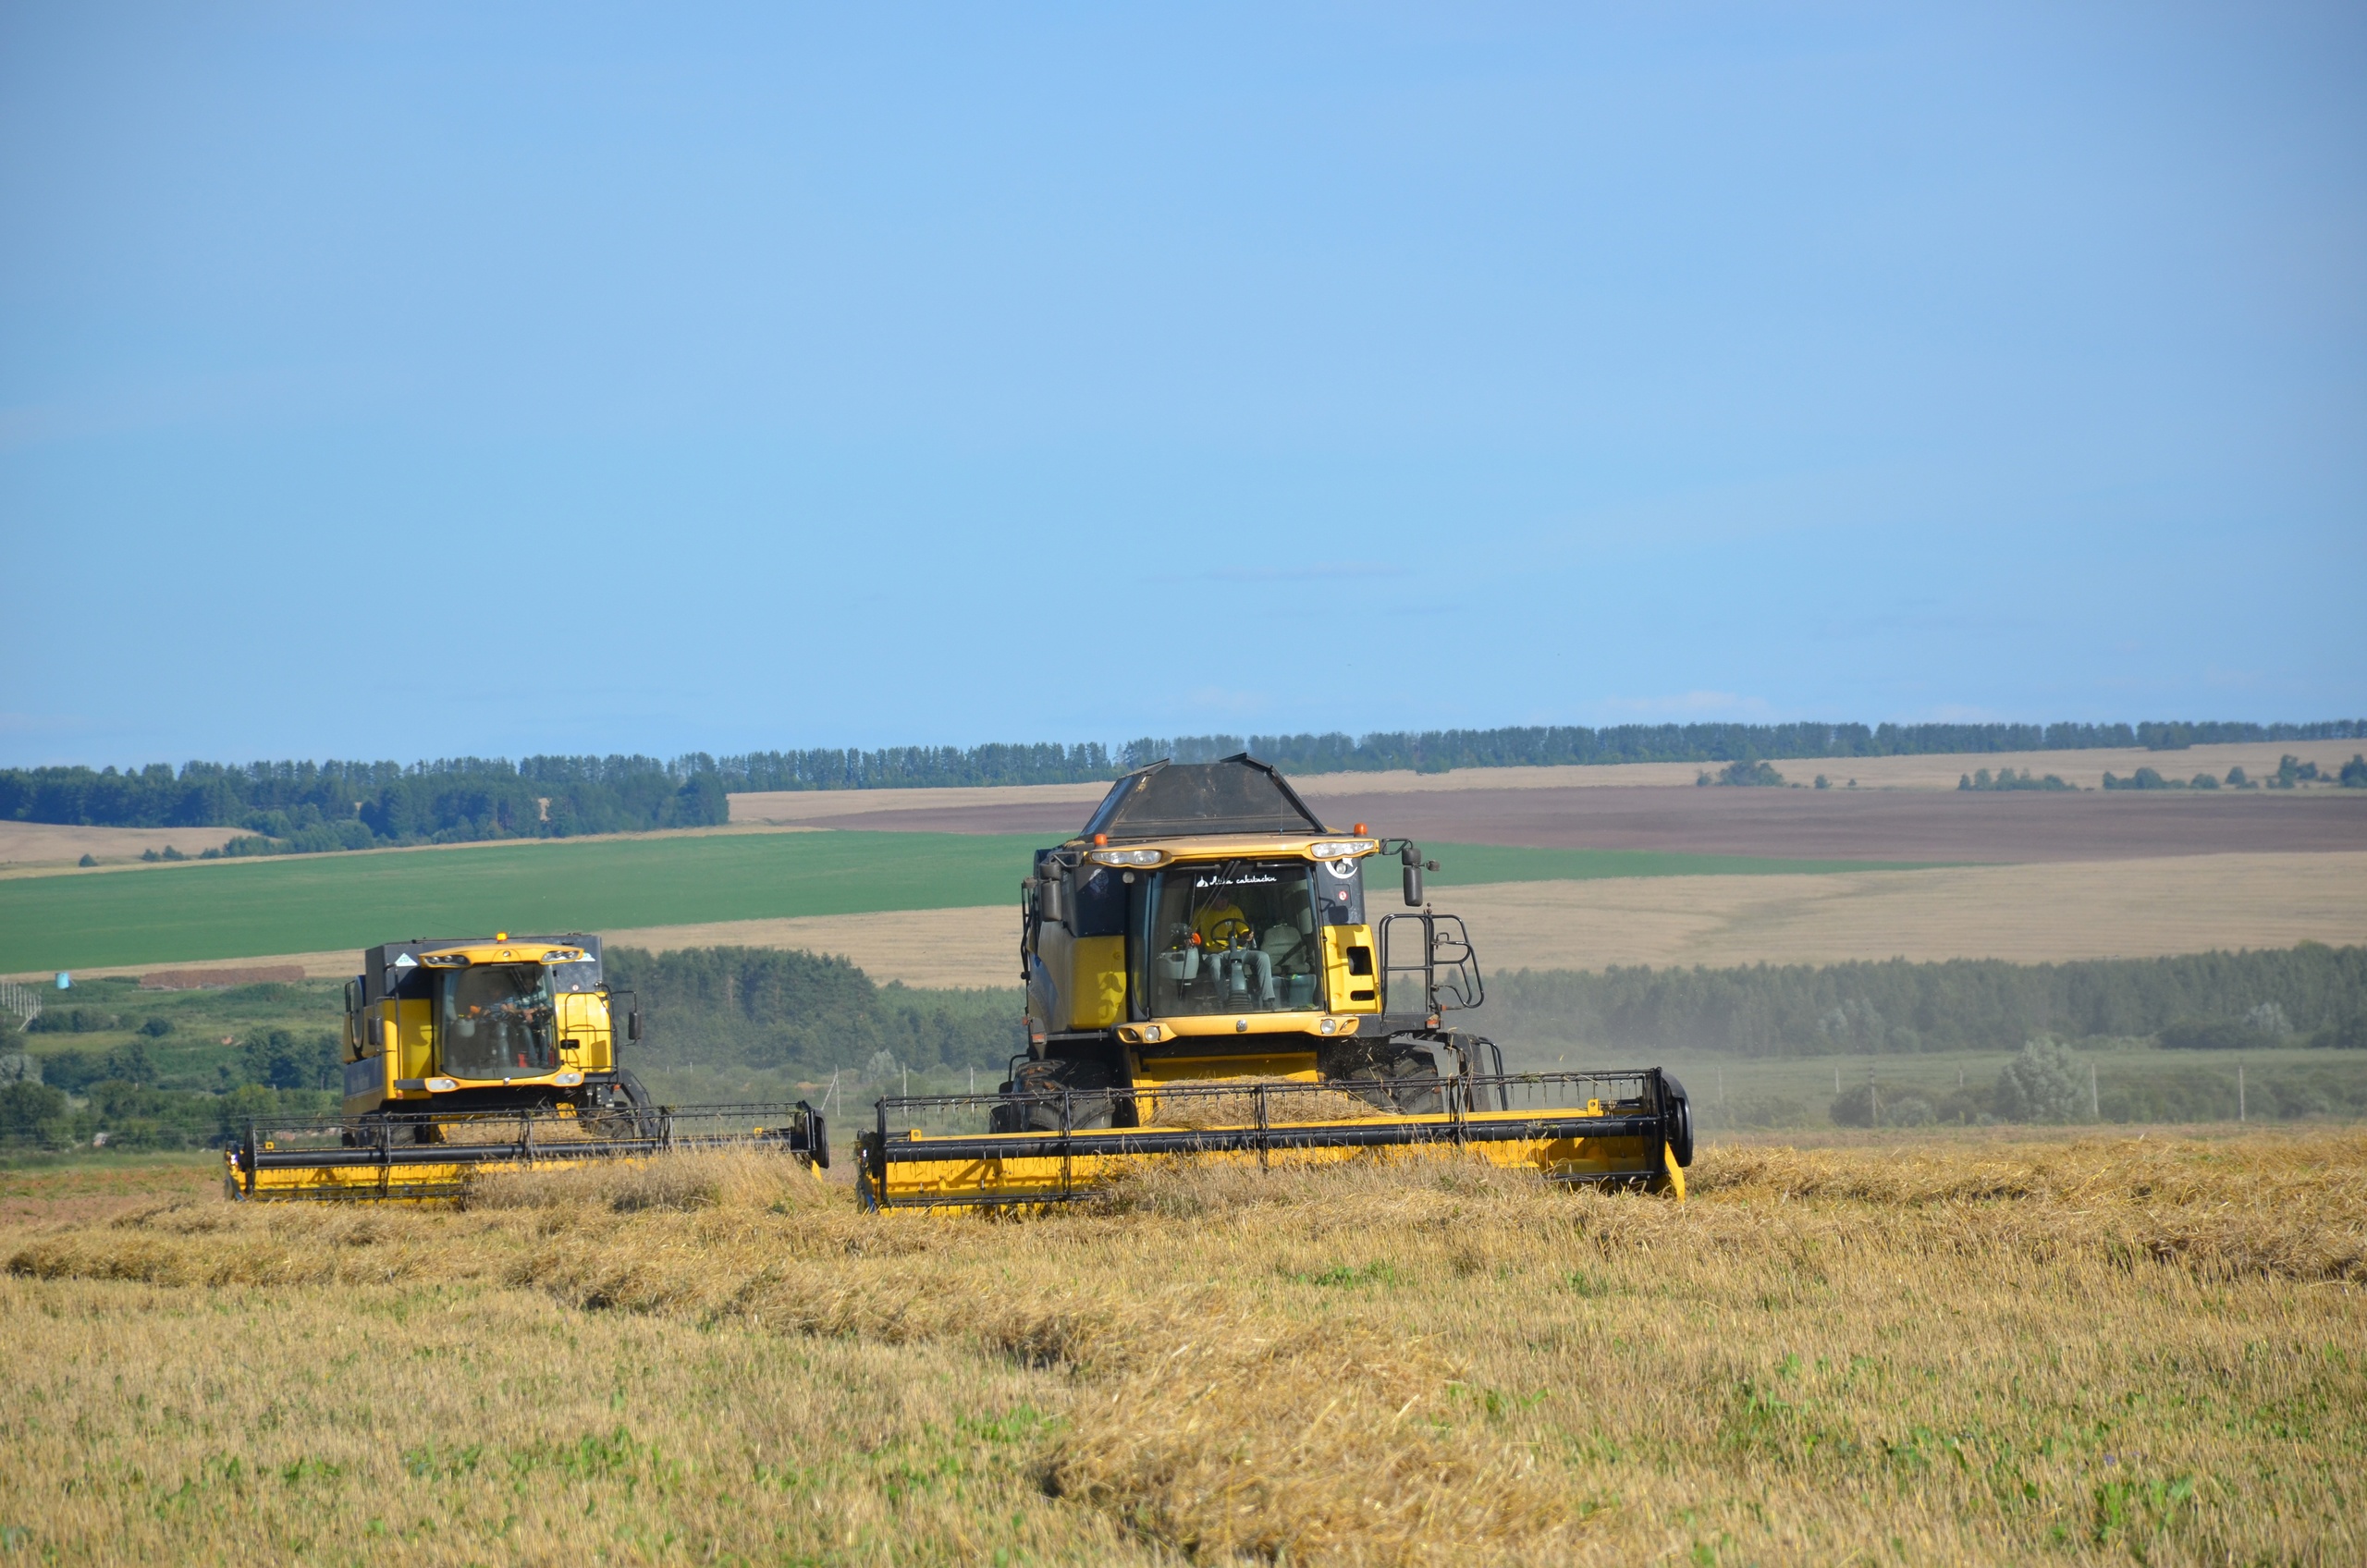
top-left (227, 933), bottom-right (826, 1201)
top-left (856, 755), bottom-right (1693, 1210)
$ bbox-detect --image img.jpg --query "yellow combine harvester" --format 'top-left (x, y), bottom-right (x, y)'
top-left (227, 933), bottom-right (825, 1202)
top-left (855, 755), bottom-right (1693, 1209)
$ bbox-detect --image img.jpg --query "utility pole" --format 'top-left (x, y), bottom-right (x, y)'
top-left (2090, 1061), bottom-right (2099, 1120)
top-left (1869, 1063), bottom-right (1879, 1128)
top-left (2238, 1064), bottom-right (2246, 1123)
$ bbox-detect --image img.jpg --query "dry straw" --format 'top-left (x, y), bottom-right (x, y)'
top-left (6, 1131), bottom-right (2362, 1564)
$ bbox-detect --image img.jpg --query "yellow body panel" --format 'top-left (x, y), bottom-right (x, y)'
top-left (1131, 1051), bottom-right (1319, 1085)
top-left (1069, 935), bottom-right (1127, 1028)
top-left (1032, 926), bottom-right (1129, 1033)
top-left (1321, 924), bottom-right (1381, 1012)
top-left (395, 998), bottom-right (434, 1081)
top-left (555, 990), bottom-right (616, 1072)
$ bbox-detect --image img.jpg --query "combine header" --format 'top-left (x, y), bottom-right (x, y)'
top-left (855, 755), bottom-right (1692, 1209)
top-left (227, 933), bottom-right (825, 1202)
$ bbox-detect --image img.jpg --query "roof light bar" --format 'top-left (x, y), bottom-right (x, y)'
top-left (1089, 847), bottom-right (1168, 867)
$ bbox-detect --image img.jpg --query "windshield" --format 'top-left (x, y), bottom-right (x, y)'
top-left (1138, 859), bottom-right (1323, 1016)
top-left (437, 964), bottom-right (559, 1079)
top-left (547, 958), bottom-right (602, 994)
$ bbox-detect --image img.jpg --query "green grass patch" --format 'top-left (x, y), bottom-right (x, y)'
top-left (0, 831), bottom-right (1045, 974)
top-left (0, 831), bottom-right (1925, 975)
top-left (1419, 843), bottom-right (1934, 886)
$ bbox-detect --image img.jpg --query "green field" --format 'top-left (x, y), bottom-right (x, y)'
top-left (0, 831), bottom-right (1920, 974)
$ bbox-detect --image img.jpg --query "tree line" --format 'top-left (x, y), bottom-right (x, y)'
top-left (1809, 1039), bottom-right (2367, 1131)
top-left (605, 946), bottom-right (1024, 1078)
top-left (0, 1029), bottom-right (338, 1152)
top-left (705, 719), bottom-right (2367, 791)
top-left (2103, 755), bottom-right (2367, 790)
top-left (0, 755), bottom-right (728, 855)
top-left (1127, 719), bottom-right (2367, 777)
top-left (8, 722), bottom-right (2362, 851)
top-left (711, 718), bottom-right (2364, 790)
top-left (708, 742), bottom-right (1116, 792)
top-left (1479, 943), bottom-right (2367, 1059)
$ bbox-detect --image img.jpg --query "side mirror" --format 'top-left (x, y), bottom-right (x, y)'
top-left (628, 1009), bottom-right (643, 1042)
top-left (1403, 863), bottom-right (1423, 906)
top-left (1038, 874), bottom-right (1068, 926)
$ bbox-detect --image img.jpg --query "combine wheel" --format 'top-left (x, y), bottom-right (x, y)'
top-left (582, 1071), bottom-right (660, 1141)
top-left (1331, 1042), bottom-right (1444, 1114)
top-left (1662, 1072), bottom-right (1694, 1167)
top-left (1000, 1054), bottom-right (1126, 1132)
top-left (1381, 1054), bottom-right (1445, 1115)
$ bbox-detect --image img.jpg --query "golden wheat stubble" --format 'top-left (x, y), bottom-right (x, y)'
top-left (2, 1133), bottom-right (2361, 1564)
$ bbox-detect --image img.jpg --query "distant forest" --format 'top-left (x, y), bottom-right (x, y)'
top-left (605, 946), bottom-right (1022, 1077)
top-left (709, 718), bottom-right (2367, 790)
top-left (6, 718), bottom-right (2363, 855)
top-left (1483, 944), bottom-right (2367, 1059)
top-left (0, 756), bottom-right (727, 855)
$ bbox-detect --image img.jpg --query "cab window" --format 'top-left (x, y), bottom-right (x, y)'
top-left (437, 964), bottom-right (559, 1079)
top-left (1135, 859), bottom-right (1322, 1015)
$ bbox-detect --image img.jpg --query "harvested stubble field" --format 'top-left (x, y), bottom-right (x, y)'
top-left (3, 1133), bottom-right (2361, 1565)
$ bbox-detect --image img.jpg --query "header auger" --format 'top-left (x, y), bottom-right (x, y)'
top-left (855, 755), bottom-right (1694, 1209)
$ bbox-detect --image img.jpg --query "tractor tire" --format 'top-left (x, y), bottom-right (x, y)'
top-left (1662, 1073), bottom-right (1694, 1168)
top-left (1332, 1041), bottom-right (1442, 1113)
top-left (1382, 1054), bottom-right (1446, 1115)
top-left (1006, 1054), bottom-right (1122, 1132)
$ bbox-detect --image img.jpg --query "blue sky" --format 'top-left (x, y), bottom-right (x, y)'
top-left (2, 2), bottom-right (2361, 767)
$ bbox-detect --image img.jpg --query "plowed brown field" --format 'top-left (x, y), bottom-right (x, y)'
top-left (735, 778), bottom-right (2367, 862)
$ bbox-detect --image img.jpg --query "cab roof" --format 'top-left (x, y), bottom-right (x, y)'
top-left (359, 933), bottom-right (601, 1004)
top-left (1077, 754), bottom-right (1327, 841)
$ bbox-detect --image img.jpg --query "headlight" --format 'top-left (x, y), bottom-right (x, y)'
top-left (1143, 1024), bottom-right (1162, 1043)
top-left (1307, 839), bottom-right (1376, 859)
top-left (424, 1076), bottom-right (458, 1093)
top-left (554, 1070), bottom-right (584, 1086)
top-left (1089, 848), bottom-right (1167, 867)
top-left (1319, 1017), bottom-right (1338, 1035)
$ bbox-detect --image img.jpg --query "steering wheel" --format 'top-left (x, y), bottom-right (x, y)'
top-left (1205, 916), bottom-right (1254, 951)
